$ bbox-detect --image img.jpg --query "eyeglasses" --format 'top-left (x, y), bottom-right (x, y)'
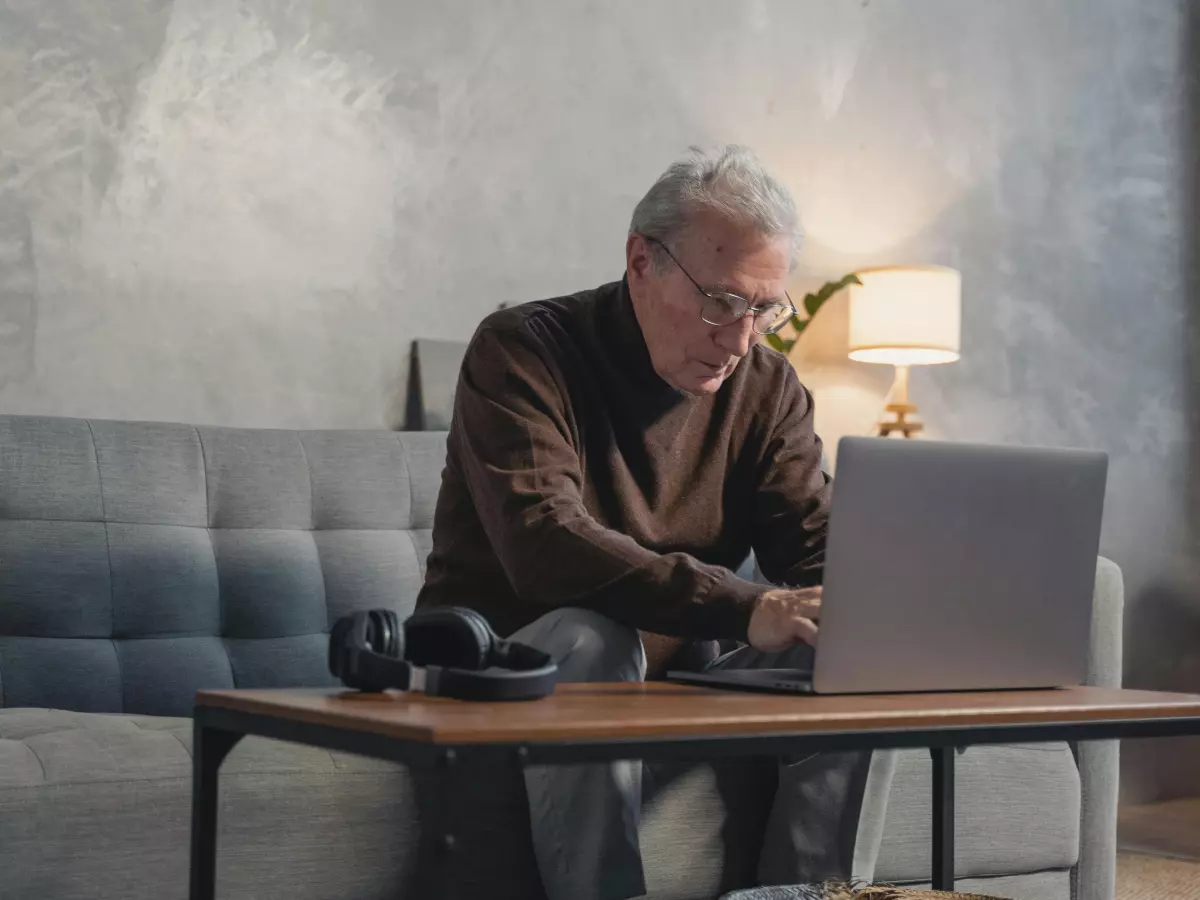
top-left (643, 236), bottom-right (797, 335)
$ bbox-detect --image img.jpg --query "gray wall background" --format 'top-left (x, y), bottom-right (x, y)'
top-left (1, 0), bottom-right (1196, 804)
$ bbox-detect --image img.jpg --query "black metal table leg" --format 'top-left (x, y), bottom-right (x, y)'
top-left (420, 747), bottom-right (459, 899)
top-left (931, 746), bottom-right (955, 892)
top-left (189, 715), bottom-right (244, 900)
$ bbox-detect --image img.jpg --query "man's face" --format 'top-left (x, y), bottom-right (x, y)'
top-left (626, 211), bottom-right (793, 396)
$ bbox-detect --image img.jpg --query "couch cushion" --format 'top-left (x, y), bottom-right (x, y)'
top-left (89, 420), bottom-right (208, 526)
top-left (0, 520), bottom-right (113, 637)
top-left (1, 708), bottom-right (777, 900)
top-left (873, 744), bottom-right (1081, 881)
top-left (0, 414), bottom-right (449, 717)
top-left (0, 707), bottom-right (424, 900)
top-left (0, 416), bottom-right (105, 521)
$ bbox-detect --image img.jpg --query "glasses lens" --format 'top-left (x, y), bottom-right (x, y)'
top-left (700, 293), bottom-right (746, 326)
top-left (754, 305), bottom-right (794, 335)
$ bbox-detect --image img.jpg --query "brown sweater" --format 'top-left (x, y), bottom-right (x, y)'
top-left (415, 277), bottom-right (831, 675)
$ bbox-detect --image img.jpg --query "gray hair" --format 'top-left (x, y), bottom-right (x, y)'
top-left (628, 144), bottom-right (803, 270)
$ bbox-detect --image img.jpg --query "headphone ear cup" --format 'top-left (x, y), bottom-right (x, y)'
top-left (361, 609), bottom-right (401, 657)
top-left (328, 609), bottom-right (419, 693)
top-left (449, 607), bottom-right (497, 665)
top-left (404, 607), bottom-right (490, 670)
top-left (367, 608), bottom-right (402, 657)
top-left (330, 611), bottom-right (399, 692)
top-left (327, 614), bottom-right (359, 680)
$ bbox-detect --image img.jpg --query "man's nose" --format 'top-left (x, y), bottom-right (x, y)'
top-left (714, 314), bottom-right (758, 358)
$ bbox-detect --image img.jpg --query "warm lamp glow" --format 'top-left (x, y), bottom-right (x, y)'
top-left (847, 265), bottom-right (962, 438)
top-left (848, 266), bottom-right (961, 365)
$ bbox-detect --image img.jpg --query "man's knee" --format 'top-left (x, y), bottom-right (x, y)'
top-left (511, 608), bottom-right (646, 684)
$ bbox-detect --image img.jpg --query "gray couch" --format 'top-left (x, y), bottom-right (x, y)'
top-left (0, 414), bottom-right (1122, 900)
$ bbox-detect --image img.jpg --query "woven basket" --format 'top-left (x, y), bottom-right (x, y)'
top-left (851, 891), bottom-right (1005, 900)
top-left (720, 883), bottom-right (1005, 900)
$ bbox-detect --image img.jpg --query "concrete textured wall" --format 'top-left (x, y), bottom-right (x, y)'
top-left (1, 0), bottom-right (1197, 801)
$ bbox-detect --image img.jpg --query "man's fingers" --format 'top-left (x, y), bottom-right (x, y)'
top-left (749, 588), bottom-right (822, 651)
top-left (790, 616), bottom-right (818, 645)
top-left (789, 595), bottom-right (820, 620)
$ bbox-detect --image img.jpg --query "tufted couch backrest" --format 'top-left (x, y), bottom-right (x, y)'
top-left (0, 415), bottom-right (448, 717)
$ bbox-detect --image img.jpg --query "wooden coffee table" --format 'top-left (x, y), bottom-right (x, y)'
top-left (189, 682), bottom-right (1200, 899)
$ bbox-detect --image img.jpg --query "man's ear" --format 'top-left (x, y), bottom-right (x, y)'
top-left (626, 233), bottom-right (654, 285)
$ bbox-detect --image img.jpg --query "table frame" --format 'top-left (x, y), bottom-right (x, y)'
top-left (189, 700), bottom-right (1200, 899)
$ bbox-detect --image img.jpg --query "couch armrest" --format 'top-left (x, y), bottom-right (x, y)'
top-left (1071, 556), bottom-right (1124, 900)
top-left (850, 556), bottom-right (1125, 890)
top-left (1085, 557), bottom-right (1125, 690)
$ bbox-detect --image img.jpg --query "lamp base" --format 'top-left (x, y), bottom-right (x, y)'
top-left (877, 402), bottom-right (923, 438)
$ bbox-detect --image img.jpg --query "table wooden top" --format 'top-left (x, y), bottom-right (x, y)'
top-left (195, 683), bottom-right (1200, 746)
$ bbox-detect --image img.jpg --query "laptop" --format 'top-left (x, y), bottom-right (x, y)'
top-left (667, 436), bottom-right (1108, 695)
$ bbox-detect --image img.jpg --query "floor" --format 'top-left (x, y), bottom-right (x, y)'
top-left (1117, 852), bottom-right (1200, 899)
top-left (1119, 797), bottom-right (1200, 861)
top-left (1116, 796), bottom-right (1200, 899)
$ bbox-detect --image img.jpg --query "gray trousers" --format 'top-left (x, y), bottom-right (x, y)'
top-left (510, 608), bottom-right (877, 900)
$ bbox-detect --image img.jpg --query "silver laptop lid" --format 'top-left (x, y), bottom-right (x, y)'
top-left (812, 437), bottom-right (1108, 694)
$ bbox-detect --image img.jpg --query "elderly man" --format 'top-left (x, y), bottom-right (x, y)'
top-left (415, 145), bottom-right (871, 900)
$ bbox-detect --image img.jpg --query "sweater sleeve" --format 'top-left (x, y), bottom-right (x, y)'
top-left (452, 324), bottom-right (766, 641)
top-left (750, 364), bottom-right (833, 587)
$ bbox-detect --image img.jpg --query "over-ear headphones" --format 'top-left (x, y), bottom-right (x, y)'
top-left (328, 606), bottom-right (558, 701)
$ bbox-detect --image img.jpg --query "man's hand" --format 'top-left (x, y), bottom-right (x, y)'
top-left (747, 587), bottom-right (821, 652)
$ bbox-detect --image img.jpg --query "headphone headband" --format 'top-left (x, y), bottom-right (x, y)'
top-left (491, 638), bottom-right (553, 672)
top-left (329, 607), bottom-right (557, 702)
top-left (351, 647), bottom-right (414, 691)
top-left (426, 662), bottom-right (559, 702)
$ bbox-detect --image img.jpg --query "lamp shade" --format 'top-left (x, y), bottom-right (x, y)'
top-left (847, 265), bottom-right (961, 366)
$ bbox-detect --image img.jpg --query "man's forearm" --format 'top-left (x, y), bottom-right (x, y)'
top-left (489, 499), bottom-right (768, 641)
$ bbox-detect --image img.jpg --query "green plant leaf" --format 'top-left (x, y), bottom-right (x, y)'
top-left (803, 272), bottom-right (861, 318)
top-left (764, 332), bottom-right (789, 353)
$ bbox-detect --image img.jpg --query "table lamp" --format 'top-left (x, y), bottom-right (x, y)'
top-left (847, 265), bottom-right (961, 438)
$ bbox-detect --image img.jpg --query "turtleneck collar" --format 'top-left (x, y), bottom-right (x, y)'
top-left (605, 274), bottom-right (699, 408)
top-left (611, 275), bottom-right (658, 384)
